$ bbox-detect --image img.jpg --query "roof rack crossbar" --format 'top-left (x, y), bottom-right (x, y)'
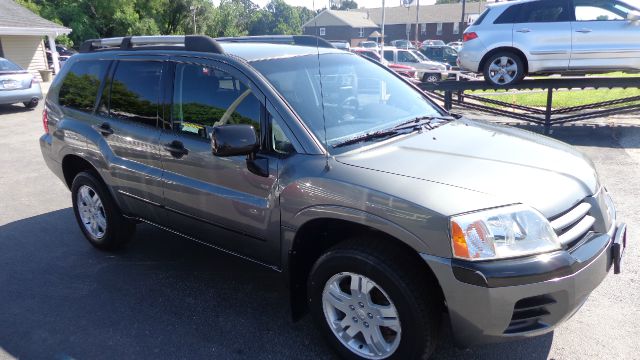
top-left (79, 35), bottom-right (224, 54)
top-left (215, 35), bottom-right (335, 49)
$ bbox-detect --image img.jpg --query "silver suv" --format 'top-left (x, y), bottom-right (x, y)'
top-left (40, 35), bottom-right (627, 360)
top-left (459, 0), bottom-right (640, 86)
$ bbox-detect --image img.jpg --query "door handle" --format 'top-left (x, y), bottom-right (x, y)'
top-left (576, 28), bottom-right (592, 33)
top-left (94, 122), bottom-right (114, 136)
top-left (516, 28), bottom-right (531, 33)
top-left (163, 140), bottom-right (189, 157)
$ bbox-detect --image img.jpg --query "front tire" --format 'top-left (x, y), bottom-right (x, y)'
top-left (71, 171), bottom-right (135, 250)
top-left (423, 73), bottom-right (441, 83)
top-left (483, 51), bottom-right (525, 86)
top-left (308, 238), bottom-right (442, 360)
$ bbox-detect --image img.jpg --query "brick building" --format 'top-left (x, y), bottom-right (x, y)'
top-left (303, 2), bottom-right (487, 46)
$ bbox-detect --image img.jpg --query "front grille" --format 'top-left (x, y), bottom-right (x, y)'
top-left (504, 295), bottom-right (556, 334)
top-left (550, 201), bottom-right (595, 249)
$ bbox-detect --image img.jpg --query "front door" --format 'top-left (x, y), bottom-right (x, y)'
top-left (511, 0), bottom-right (573, 72)
top-left (570, 0), bottom-right (640, 71)
top-left (159, 60), bottom-right (281, 267)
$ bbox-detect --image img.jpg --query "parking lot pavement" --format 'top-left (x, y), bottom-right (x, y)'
top-left (1, 103), bottom-right (639, 360)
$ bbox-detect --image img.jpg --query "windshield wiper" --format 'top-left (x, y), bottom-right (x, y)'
top-left (332, 129), bottom-right (403, 148)
top-left (332, 115), bottom-right (455, 149)
top-left (391, 115), bottom-right (455, 131)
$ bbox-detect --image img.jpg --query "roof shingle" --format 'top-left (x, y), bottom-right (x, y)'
top-left (0, 0), bottom-right (70, 32)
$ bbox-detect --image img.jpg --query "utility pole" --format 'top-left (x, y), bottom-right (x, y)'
top-left (380, 0), bottom-right (385, 59)
top-left (460, 0), bottom-right (467, 38)
top-left (415, 0), bottom-right (419, 44)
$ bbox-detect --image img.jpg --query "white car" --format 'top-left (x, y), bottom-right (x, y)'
top-left (382, 47), bottom-right (448, 82)
top-left (458, 0), bottom-right (640, 86)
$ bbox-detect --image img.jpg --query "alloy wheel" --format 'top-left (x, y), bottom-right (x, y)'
top-left (322, 272), bottom-right (401, 359)
top-left (488, 56), bottom-right (518, 85)
top-left (77, 185), bottom-right (107, 239)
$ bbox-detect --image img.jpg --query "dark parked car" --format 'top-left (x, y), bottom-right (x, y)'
top-left (420, 45), bottom-right (459, 67)
top-left (0, 57), bottom-right (42, 108)
top-left (40, 35), bottom-right (627, 360)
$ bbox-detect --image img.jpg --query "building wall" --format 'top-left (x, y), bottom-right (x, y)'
top-left (304, 26), bottom-right (380, 46)
top-left (306, 21), bottom-right (465, 46)
top-left (0, 35), bottom-right (46, 81)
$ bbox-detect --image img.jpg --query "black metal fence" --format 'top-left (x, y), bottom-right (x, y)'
top-left (418, 77), bottom-right (640, 134)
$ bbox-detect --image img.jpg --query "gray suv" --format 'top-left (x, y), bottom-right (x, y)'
top-left (39, 35), bottom-right (627, 360)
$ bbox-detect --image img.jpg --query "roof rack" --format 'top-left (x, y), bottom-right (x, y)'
top-left (79, 35), bottom-right (224, 54)
top-left (215, 35), bottom-right (335, 49)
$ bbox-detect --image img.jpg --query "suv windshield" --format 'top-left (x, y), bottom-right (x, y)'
top-left (251, 53), bottom-right (441, 151)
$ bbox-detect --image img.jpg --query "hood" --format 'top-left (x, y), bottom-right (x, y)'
top-left (336, 119), bottom-right (598, 218)
top-left (414, 61), bottom-right (446, 70)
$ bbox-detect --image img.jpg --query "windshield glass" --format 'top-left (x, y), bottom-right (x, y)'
top-left (251, 53), bottom-right (441, 150)
top-left (412, 51), bottom-right (429, 62)
top-left (0, 58), bottom-right (22, 72)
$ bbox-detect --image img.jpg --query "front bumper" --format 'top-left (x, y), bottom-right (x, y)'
top-left (0, 83), bottom-right (42, 105)
top-left (422, 222), bottom-right (627, 347)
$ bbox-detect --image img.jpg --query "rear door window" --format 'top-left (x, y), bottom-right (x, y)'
top-left (495, 1), bottom-right (572, 24)
top-left (59, 61), bottom-right (110, 112)
top-left (383, 50), bottom-right (394, 62)
top-left (107, 61), bottom-right (162, 127)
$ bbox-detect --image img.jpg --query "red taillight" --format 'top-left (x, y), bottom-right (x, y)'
top-left (42, 108), bottom-right (49, 134)
top-left (463, 32), bottom-right (478, 42)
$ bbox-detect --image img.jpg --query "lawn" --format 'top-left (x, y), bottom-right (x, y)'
top-left (466, 72), bottom-right (640, 109)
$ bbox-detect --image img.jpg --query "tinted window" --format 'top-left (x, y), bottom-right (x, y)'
top-left (172, 63), bottom-right (261, 140)
top-left (495, 1), bottom-right (572, 23)
top-left (474, 8), bottom-right (490, 25)
top-left (270, 115), bottom-right (294, 155)
top-left (383, 50), bottom-right (394, 62)
top-left (59, 61), bottom-right (109, 112)
top-left (108, 61), bottom-right (162, 127)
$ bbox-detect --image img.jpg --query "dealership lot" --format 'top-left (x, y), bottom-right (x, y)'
top-left (0, 103), bottom-right (639, 359)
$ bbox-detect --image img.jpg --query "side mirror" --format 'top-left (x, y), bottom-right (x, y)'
top-left (211, 124), bottom-right (258, 157)
top-left (628, 10), bottom-right (640, 21)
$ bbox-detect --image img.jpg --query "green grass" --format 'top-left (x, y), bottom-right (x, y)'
top-left (465, 72), bottom-right (640, 109)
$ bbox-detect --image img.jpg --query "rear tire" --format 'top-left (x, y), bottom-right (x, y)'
top-left (423, 73), bottom-right (441, 83)
top-left (71, 171), bottom-right (135, 250)
top-left (483, 51), bottom-right (525, 86)
top-left (308, 237), bottom-right (442, 360)
top-left (23, 98), bottom-right (38, 109)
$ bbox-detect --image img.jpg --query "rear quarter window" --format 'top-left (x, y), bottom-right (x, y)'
top-left (58, 61), bottom-right (110, 112)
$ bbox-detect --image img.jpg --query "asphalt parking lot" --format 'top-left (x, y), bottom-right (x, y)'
top-left (1, 102), bottom-right (639, 360)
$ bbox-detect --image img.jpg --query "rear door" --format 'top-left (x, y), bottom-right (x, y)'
top-left (159, 59), bottom-right (281, 266)
top-left (93, 58), bottom-right (167, 225)
top-left (510, 0), bottom-right (573, 72)
top-left (570, 0), bottom-right (640, 70)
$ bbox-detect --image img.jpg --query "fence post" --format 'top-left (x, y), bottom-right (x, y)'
top-left (445, 90), bottom-right (453, 110)
top-left (544, 87), bottom-right (553, 135)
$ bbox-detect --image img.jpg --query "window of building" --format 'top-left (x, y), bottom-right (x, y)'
top-left (421, 23), bottom-right (426, 35)
top-left (172, 63), bottom-right (261, 140)
top-left (453, 22), bottom-right (460, 35)
top-left (320, 27), bottom-right (326, 36)
top-left (59, 60), bottom-right (110, 112)
top-left (436, 22), bottom-right (443, 35)
top-left (107, 61), bottom-right (162, 127)
top-left (359, 27), bottom-right (364, 37)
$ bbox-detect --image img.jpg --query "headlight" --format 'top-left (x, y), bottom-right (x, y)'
top-left (450, 204), bottom-right (560, 261)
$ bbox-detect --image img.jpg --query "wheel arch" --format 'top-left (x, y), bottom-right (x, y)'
top-left (285, 207), bottom-right (444, 320)
top-left (62, 154), bottom-right (100, 189)
top-left (479, 46), bottom-right (529, 75)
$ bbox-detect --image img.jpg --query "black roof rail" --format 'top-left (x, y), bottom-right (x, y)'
top-left (79, 35), bottom-right (224, 54)
top-left (215, 35), bottom-right (336, 49)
